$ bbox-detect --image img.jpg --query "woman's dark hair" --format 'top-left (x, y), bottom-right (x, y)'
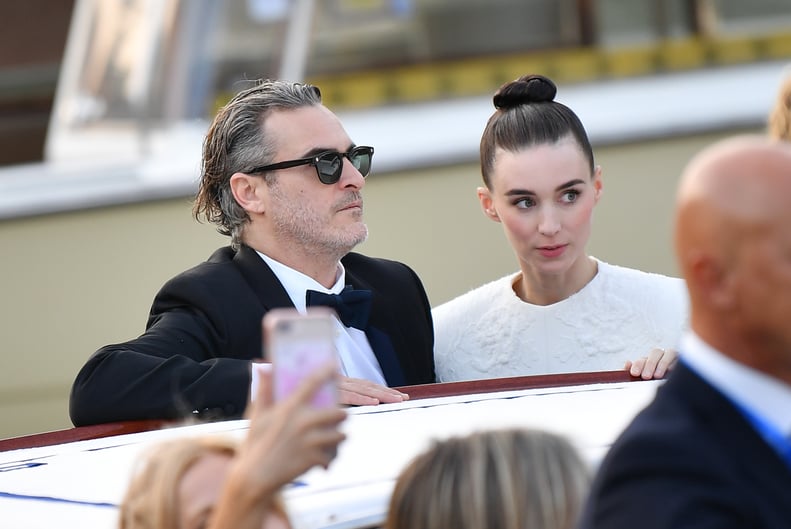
top-left (480, 74), bottom-right (594, 188)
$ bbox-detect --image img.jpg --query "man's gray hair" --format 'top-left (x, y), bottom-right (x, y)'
top-left (193, 80), bottom-right (323, 248)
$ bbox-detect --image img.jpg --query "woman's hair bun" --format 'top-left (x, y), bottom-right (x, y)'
top-left (493, 74), bottom-right (557, 110)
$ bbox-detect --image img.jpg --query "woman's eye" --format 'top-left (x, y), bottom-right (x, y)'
top-left (515, 197), bottom-right (535, 209)
top-left (561, 190), bottom-right (580, 203)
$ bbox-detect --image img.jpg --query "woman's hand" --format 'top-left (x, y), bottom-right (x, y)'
top-left (239, 364), bottom-right (347, 491)
top-left (624, 348), bottom-right (678, 380)
top-left (209, 365), bottom-right (347, 529)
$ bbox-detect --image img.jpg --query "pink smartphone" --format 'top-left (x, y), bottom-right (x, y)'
top-left (262, 307), bottom-right (338, 408)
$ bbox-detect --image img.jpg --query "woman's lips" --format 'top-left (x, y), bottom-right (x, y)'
top-left (537, 244), bottom-right (568, 258)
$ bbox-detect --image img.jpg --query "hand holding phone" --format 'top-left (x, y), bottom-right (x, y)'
top-left (263, 307), bottom-right (338, 408)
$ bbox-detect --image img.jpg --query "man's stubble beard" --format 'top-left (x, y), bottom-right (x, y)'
top-left (270, 188), bottom-right (368, 258)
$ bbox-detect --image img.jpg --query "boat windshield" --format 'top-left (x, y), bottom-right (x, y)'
top-left (46, 0), bottom-right (791, 163)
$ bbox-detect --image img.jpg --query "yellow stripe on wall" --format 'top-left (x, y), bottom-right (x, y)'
top-left (213, 30), bottom-right (791, 112)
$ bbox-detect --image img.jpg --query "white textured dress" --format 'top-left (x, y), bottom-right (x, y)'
top-left (432, 259), bottom-right (689, 382)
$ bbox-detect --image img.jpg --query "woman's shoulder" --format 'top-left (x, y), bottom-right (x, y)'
top-left (594, 259), bottom-right (688, 302)
top-left (432, 272), bottom-right (518, 321)
top-left (432, 272), bottom-right (524, 381)
top-left (597, 259), bottom-right (683, 283)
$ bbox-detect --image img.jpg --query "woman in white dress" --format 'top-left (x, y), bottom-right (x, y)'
top-left (433, 74), bottom-right (689, 383)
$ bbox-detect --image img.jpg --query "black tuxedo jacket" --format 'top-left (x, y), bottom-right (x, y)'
top-left (578, 361), bottom-right (791, 529)
top-left (70, 245), bottom-right (435, 426)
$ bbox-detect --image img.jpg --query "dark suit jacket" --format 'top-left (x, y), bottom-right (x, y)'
top-left (70, 245), bottom-right (435, 426)
top-left (578, 361), bottom-right (791, 529)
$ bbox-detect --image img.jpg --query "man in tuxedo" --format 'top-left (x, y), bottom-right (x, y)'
top-left (70, 80), bottom-right (435, 427)
top-left (578, 136), bottom-right (791, 528)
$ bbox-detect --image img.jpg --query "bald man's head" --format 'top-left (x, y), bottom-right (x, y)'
top-left (677, 135), bottom-right (791, 223)
top-left (674, 135), bottom-right (791, 379)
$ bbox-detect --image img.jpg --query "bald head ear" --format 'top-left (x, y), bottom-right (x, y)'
top-left (477, 186), bottom-right (500, 222)
top-left (675, 196), bottom-right (741, 315)
top-left (230, 172), bottom-right (267, 214)
top-left (683, 249), bottom-right (738, 311)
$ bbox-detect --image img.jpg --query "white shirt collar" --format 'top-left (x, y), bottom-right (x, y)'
top-left (256, 251), bottom-right (346, 312)
top-left (255, 251), bottom-right (386, 384)
top-left (681, 331), bottom-right (791, 437)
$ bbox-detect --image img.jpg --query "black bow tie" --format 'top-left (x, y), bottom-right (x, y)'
top-left (305, 286), bottom-right (372, 330)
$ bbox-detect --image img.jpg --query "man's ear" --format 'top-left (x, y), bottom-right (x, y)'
top-left (477, 187), bottom-right (500, 222)
top-left (688, 251), bottom-right (736, 311)
top-left (230, 172), bottom-right (266, 214)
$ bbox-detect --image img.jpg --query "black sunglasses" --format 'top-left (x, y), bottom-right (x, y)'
top-left (246, 146), bottom-right (374, 185)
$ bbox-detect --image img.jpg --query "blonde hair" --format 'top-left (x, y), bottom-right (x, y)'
top-left (768, 74), bottom-right (791, 141)
top-left (385, 429), bottom-right (590, 529)
top-left (118, 436), bottom-right (286, 529)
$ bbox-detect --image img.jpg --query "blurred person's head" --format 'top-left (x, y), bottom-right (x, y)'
top-left (194, 79), bottom-right (372, 272)
top-left (119, 436), bottom-right (289, 529)
top-left (477, 74), bottom-right (602, 303)
top-left (768, 73), bottom-right (791, 141)
top-left (385, 428), bottom-right (590, 529)
top-left (674, 135), bottom-right (791, 384)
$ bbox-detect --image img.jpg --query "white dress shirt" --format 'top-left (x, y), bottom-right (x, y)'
top-left (681, 331), bottom-right (791, 446)
top-left (257, 251), bottom-right (387, 385)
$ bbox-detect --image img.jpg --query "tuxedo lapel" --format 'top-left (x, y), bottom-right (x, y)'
top-left (233, 245), bottom-right (407, 385)
top-left (345, 268), bottom-right (406, 386)
top-left (232, 245), bottom-right (294, 311)
top-left (671, 363), bottom-right (791, 489)
top-left (365, 326), bottom-right (405, 386)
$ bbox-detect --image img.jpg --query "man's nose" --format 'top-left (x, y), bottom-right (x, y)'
top-left (339, 157), bottom-right (365, 189)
